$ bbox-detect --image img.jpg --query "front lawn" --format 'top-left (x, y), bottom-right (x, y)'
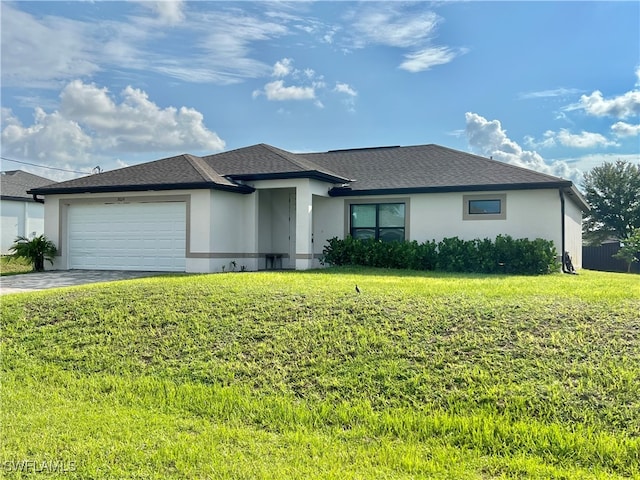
top-left (0, 256), bottom-right (31, 276)
top-left (1, 269), bottom-right (638, 478)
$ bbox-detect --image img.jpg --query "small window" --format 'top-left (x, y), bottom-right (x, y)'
top-left (463, 194), bottom-right (506, 220)
top-left (469, 199), bottom-right (501, 215)
top-left (351, 203), bottom-right (405, 241)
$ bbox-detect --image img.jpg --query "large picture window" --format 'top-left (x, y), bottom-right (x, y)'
top-left (350, 203), bottom-right (405, 242)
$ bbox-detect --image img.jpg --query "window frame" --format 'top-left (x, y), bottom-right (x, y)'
top-left (345, 198), bottom-right (409, 242)
top-left (462, 193), bottom-right (507, 221)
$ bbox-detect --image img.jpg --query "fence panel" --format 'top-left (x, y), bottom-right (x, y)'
top-left (582, 242), bottom-right (640, 273)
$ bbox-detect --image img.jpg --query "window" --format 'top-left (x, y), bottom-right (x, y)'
top-left (463, 194), bottom-right (506, 220)
top-left (350, 203), bottom-right (405, 241)
top-left (469, 199), bottom-right (501, 215)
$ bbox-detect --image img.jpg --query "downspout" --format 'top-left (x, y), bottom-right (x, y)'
top-left (32, 193), bottom-right (44, 204)
top-left (559, 189), bottom-right (568, 273)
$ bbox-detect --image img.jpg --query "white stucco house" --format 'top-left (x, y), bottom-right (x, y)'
top-left (1, 170), bottom-right (54, 254)
top-left (29, 143), bottom-right (588, 273)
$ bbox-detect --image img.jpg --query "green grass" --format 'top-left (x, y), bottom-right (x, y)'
top-left (1, 268), bottom-right (639, 479)
top-left (0, 256), bottom-right (31, 276)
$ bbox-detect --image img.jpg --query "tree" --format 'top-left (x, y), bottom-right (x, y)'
top-left (613, 228), bottom-right (640, 273)
top-left (9, 235), bottom-right (57, 272)
top-left (582, 160), bottom-right (640, 245)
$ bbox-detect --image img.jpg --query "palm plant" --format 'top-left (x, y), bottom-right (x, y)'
top-left (9, 235), bottom-right (57, 272)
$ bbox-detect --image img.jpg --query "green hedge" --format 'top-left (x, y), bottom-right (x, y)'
top-left (321, 235), bottom-right (559, 275)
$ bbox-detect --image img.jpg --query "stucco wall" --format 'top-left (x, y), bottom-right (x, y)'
top-left (313, 189), bottom-right (576, 266)
top-left (1, 200), bottom-right (44, 254)
top-left (563, 195), bottom-right (583, 269)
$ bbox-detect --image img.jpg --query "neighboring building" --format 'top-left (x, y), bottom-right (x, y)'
top-left (1, 170), bottom-right (53, 254)
top-left (29, 143), bottom-right (588, 272)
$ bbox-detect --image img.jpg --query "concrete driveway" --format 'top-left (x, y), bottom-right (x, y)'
top-left (0, 270), bottom-right (167, 295)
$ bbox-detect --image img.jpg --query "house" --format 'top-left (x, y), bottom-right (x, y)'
top-left (29, 143), bottom-right (588, 272)
top-left (1, 170), bottom-right (54, 254)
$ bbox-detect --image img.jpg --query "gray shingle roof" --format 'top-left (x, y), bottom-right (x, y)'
top-left (1, 170), bottom-right (54, 200)
top-left (202, 144), bottom-right (349, 182)
top-left (29, 143), bottom-right (584, 209)
top-left (29, 154), bottom-right (252, 195)
top-left (301, 144), bottom-right (571, 192)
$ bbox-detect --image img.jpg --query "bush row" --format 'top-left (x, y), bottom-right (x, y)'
top-left (321, 235), bottom-right (559, 275)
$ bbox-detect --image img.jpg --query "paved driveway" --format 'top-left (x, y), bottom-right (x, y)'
top-left (0, 270), bottom-right (166, 295)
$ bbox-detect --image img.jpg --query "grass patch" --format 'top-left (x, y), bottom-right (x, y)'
top-left (0, 256), bottom-right (31, 276)
top-left (1, 268), bottom-right (639, 478)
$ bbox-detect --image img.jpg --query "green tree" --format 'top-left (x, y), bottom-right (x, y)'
top-left (582, 160), bottom-right (640, 245)
top-left (9, 235), bottom-right (57, 272)
top-left (613, 228), bottom-right (640, 273)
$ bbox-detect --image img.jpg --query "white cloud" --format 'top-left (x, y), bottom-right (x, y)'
top-left (0, 3), bottom-right (288, 88)
top-left (464, 112), bottom-right (582, 184)
top-left (348, 4), bottom-right (465, 73)
top-left (400, 46), bottom-right (466, 73)
top-left (352, 7), bottom-right (440, 49)
top-left (527, 129), bottom-right (618, 149)
top-left (263, 80), bottom-right (316, 101)
top-left (1, 80), bottom-right (225, 177)
top-left (136, 0), bottom-right (186, 25)
top-left (568, 90), bottom-right (640, 119)
top-left (0, 3), bottom-right (99, 88)
top-left (611, 121), bottom-right (640, 137)
top-left (334, 83), bottom-right (357, 97)
top-left (519, 88), bottom-right (584, 100)
top-left (272, 58), bottom-right (294, 77)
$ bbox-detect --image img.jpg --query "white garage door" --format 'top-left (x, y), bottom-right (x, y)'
top-left (68, 202), bottom-right (186, 272)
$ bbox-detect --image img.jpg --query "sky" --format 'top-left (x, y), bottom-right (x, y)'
top-left (1, 1), bottom-right (639, 187)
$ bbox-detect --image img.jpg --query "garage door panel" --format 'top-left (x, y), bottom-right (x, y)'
top-left (68, 202), bottom-right (186, 272)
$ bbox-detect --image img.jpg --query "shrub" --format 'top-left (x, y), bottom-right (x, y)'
top-left (9, 235), bottom-right (57, 272)
top-left (322, 235), bottom-right (558, 275)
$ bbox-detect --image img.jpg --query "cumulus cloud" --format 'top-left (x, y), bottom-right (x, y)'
top-left (1, 80), bottom-right (225, 176)
top-left (464, 112), bottom-right (582, 183)
top-left (348, 4), bottom-right (466, 73)
top-left (272, 58), bottom-right (294, 77)
top-left (262, 80), bottom-right (316, 101)
top-left (526, 129), bottom-right (618, 149)
top-left (611, 121), bottom-right (640, 137)
top-left (569, 90), bottom-right (640, 119)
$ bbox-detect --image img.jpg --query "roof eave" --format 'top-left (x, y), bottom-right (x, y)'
top-left (0, 195), bottom-right (38, 202)
top-left (28, 181), bottom-right (255, 196)
top-left (328, 181), bottom-right (574, 197)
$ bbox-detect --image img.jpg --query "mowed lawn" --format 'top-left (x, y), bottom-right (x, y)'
top-left (1, 268), bottom-right (639, 479)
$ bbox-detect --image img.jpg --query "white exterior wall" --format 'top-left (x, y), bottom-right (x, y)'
top-left (312, 189), bottom-right (577, 267)
top-left (1, 200), bottom-right (45, 254)
top-left (41, 185), bottom-right (582, 273)
top-left (410, 189), bottom-right (562, 246)
top-left (564, 195), bottom-right (583, 269)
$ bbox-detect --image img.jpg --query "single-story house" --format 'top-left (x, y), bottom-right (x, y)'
top-left (1, 170), bottom-right (54, 254)
top-left (29, 143), bottom-right (588, 272)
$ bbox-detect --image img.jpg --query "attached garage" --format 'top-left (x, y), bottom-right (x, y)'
top-left (67, 201), bottom-right (186, 272)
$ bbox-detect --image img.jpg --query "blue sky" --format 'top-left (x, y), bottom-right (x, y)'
top-left (1, 1), bottom-right (638, 185)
